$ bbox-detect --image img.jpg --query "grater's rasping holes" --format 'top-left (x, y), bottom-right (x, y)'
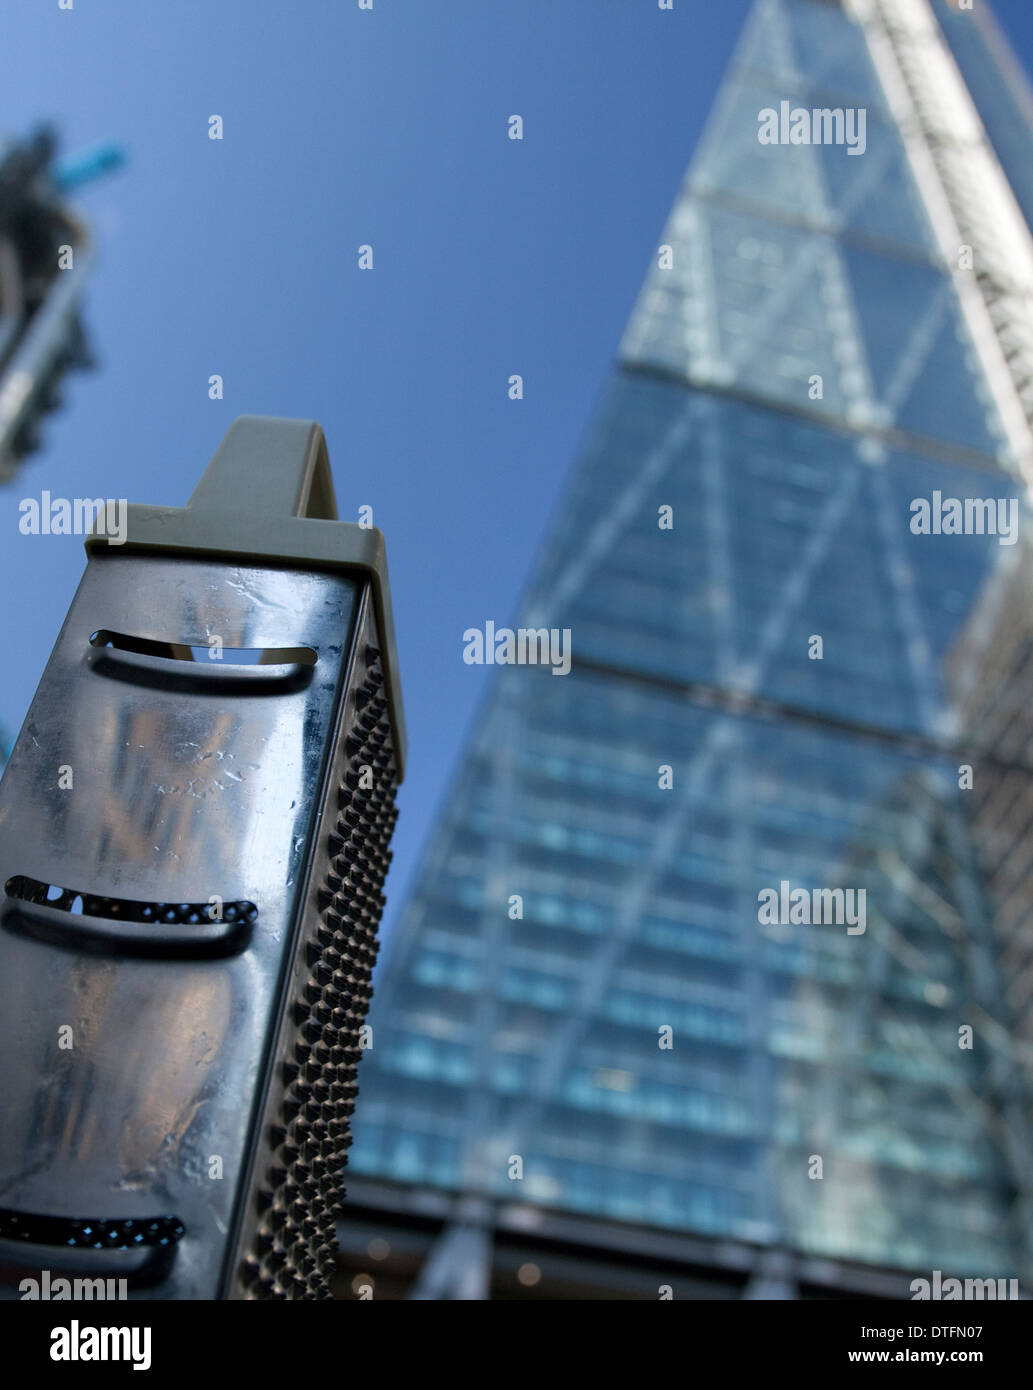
top-left (3, 877), bottom-right (257, 927)
top-left (238, 650), bottom-right (397, 1299)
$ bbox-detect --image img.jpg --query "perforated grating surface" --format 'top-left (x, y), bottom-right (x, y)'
top-left (235, 632), bottom-right (398, 1299)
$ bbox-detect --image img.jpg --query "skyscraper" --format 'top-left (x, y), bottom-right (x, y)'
top-left (341, 0), bottom-right (1033, 1299)
top-left (946, 534), bottom-right (1033, 1070)
top-left (0, 126), bottom-right (96, 482)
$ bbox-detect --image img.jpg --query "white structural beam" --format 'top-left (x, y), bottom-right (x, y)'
top-left (850, 0), bottom-right (1033, 484)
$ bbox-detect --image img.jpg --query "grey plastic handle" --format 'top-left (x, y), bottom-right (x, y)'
top-left (187, 416), bottom-right (339, 522)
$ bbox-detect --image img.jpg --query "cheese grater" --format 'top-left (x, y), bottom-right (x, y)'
top-left (0, 416), bottom-right (405, 1299)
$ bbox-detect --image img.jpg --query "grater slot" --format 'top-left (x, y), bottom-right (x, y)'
top-left (87, 630), bottom-right (317, 695)
top-left (0, 1209), bottom-right (183, 1288)
top-left (3, 876), bottom-right (256, 957)
top-left (89, 630), bottom-right (317, 666)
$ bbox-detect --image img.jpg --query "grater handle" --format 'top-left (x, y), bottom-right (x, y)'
top-left (186, 416), bottom-right (339, 522)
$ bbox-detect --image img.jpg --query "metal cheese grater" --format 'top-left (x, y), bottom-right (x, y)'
top-left (0, 416), bottom-right (405, 1299)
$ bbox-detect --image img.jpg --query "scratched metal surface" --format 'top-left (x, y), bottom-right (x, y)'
top-left (0, 549), bottom-right (357, 1298)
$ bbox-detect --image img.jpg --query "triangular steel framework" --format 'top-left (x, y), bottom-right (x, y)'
top-left (349, 0), bottom-right (1033, 1299)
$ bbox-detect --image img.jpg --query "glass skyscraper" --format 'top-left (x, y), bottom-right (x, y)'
top-left (342, 0), bottom-right (1033, 1298)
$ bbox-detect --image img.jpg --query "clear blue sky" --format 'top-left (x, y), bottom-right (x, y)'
top-left (2, 0), bottom-right (1032, 950)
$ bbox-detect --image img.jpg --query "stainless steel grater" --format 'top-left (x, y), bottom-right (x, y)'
top-left (0, 416), bottom-right (405, 1299)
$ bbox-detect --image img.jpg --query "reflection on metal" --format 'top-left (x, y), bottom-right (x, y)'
top-left (0, 418), bottom-right (403, 1299)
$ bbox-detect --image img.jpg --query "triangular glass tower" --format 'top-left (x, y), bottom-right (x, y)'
top-left (345, 0), bottom-right (1033, 1298)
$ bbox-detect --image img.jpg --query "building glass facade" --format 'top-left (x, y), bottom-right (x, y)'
top-left (348, 0), bottom-right (1033, 1289)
